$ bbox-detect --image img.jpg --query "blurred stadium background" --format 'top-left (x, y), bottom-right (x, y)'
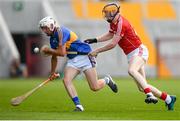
top-left (1, 0), bottom-right (180, 79)
top-left (0, 0), bottom-right (180, 78)
top-left (1, 0), bottom-right (180, 120)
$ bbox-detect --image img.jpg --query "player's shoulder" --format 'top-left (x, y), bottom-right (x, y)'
top-left (59, 26), bottom-right (71, 36)
top-left (60, 26), bottom-right (76, 34)
top-left (120, 15), bottom-right (133, 28)
top-left (120, 15), bottom-right (129, 24)
top-left (60, 26), bottom-right (69, 32)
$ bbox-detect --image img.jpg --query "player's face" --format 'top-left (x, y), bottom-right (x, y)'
top-left (102, 4), bottom-right (119, 23)
top-left (41, 27), bottom-right (53, 36)
top-left (103, 10), bottom-right (115, 23)
top-left (112, 13), bottom-right (120, 23)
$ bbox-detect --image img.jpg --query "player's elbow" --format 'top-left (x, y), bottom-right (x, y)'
top-left (109, 43), bottom-right (116, 49)
top-left (51, 55), bottom-right (57, 61)
top-left (90, 86), bottom-right (100, 92)
top-left (58, 53), bottom-right (66, 57)
top-left (108, 32), bottom-right (114, 39)
top-left (57, 51), bottom-right (66, 56)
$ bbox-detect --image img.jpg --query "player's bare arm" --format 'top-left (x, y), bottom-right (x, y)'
top-left (41, 30), bottom-right (66, 56)
top-left (96, 32), bottom-right (114, 42)
top-left (51, 55), bottom-right (57, 74)
top-left (89, 34), bottom-right (121, 57)
top-left (84, 32), bottom-right (113, 44)
top-left (40, 45), bottom-right (66, 56)
top-left (49, 55), bottom-right (58, 80)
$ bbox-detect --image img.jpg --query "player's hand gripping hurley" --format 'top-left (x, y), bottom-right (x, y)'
top-left (11, 73), bottom-right (60, 106)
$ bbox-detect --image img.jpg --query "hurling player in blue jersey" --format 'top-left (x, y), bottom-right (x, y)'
top-left (38, 16), bottom-right (118, 111)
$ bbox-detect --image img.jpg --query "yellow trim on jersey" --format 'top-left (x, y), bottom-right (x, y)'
top-left (66, 31), bottom-right (78, 49)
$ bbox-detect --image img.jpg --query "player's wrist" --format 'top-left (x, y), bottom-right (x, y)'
top-left (96, 48), bottom-right (103, 54)
top-left (49, 72), bottom-right (56, 80)
top-left (95, 49), bottom-right (100, 54)
top-left (50, 72), bottom-right (55, 76)
top-left (84, 38), bottom-right (97, 44)
top-left (93, 38), bottom-right (98, 43)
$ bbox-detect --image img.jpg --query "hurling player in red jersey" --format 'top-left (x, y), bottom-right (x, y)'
top-left (84, 3), bottom-right (176, 110)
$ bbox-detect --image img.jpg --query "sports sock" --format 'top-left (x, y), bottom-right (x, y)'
top-left (144, 87), bottom-right (153, 96)
top-left (104, 77), bottom-right (110, 84)
top-left (76, 104), bottom-right (84, 111)
top-left (72, 96), bottom-right (80, 105)
top-left (161, 92), bottom-right (172, 104)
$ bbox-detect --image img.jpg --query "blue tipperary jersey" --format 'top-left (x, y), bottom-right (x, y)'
top-left (50, 26), bottom-right (91, 59)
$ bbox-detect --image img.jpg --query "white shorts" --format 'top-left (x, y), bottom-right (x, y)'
top-left (127, 44), bottom-right (149, 63)
top-left (66, 55), bottom-right (96, 72)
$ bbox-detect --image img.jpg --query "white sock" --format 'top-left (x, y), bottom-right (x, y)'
top-left (146, 92), bottom-right (153, 97)
top-left (104, 77), bottom-right (110, 84)
top-left (165, 95), bottom-right (172, 104)
top-left (76, 105), bottom-right (84, 111)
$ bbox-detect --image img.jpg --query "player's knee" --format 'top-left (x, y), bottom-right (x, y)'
top-left (90, 85), bottom-right (99, 91)
top-left (128, 68), bottom-right (136, 76)
top-left (138, 87), bottom-right (144, 92)
top-left (63, 78), bottom-right (71, 86)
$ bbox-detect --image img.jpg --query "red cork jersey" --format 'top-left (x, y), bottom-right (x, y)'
top-left (109, 15), bottom-right (142, 55)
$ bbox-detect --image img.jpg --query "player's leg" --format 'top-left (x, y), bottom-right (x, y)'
top-left (139, 66), bottom-right (161, 97)
top-left (128, 56), bottom-right (158, 103)
top-left (149, 84), bottom-right (176, 110)
top-left (128, 56), bottom-right (149, 89)
top-left (139, 66), bottom-right (176, 110)
top-left (84, 68), bottom-right (105, 91)
top-left (83, 67), bottom-right (118, 93)
top-left (138, 65), bottom-right (158, 103)
top-left (137, 65), bottom-right (147, 92)
top-left (134, 79), bottom-right (144, 92)
top-left (63, 66), bottom-right (84, 111)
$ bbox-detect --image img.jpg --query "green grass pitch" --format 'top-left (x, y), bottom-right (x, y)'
top-left (0, 77), bottom-right (179, 120)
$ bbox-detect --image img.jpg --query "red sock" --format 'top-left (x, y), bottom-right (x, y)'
top-left (161, 92), bottom-right (167, 100)
top-left (144, 87), bottom-right (151, 94)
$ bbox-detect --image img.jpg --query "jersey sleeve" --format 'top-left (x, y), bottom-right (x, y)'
top-left (60, 27), bottom-right (71, 46)
top-left (112, 18), bottom-right (123, 44)
top-left (116, 18), bottom-right (124, 37)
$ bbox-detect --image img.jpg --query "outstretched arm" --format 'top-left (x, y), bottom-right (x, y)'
top-left (96, 32), bottom-right (114, 42)
top-left (84, 32), bottom-right (113, 44)
top-left (89, 34), bottom-right (121, 57)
